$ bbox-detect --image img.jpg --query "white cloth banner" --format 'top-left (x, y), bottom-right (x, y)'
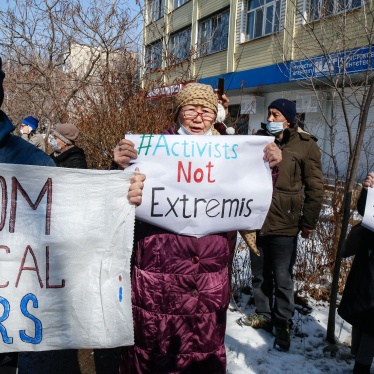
top-left (362, 186), bottom-right (374, 231)
top-left (126, 134), bottom-right (274, 237)
top-left (0, 163), bottom-right (135, 352)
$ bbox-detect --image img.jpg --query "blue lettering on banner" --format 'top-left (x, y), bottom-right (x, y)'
top-left (153, 135), bottom-right (170, 156)
top-left (136, 135), bottom-right (239, 160)
top-left (0, 297), bottom-right (13, 344)
top-left (20, 293), bottom-right (42, 344)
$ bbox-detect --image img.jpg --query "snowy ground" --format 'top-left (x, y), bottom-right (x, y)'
top-left (225, 296), bottom-right (360, 374)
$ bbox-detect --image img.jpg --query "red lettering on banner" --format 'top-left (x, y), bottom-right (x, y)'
top-left (178, 161), bottom-right (192, 182)
top-left (10, 177), bottom-right (52, 235)
top-left (0, 245), bottom-right (9, 288)
top-left (16, 245), bottom-right (44, 288)
top-left (206, 162), bottom-right (215, 183)
top-left (46, 246), bottom-right (65, 288)
top-left (0, 176), bottom-right (7, 231)
top-left (177, 161), bottom-right (216, 183)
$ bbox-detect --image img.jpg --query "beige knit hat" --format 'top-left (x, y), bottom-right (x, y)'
top-left (174, 83), bottom-right (218, 120)
top-left (53, 123), bottom-right (79, 145)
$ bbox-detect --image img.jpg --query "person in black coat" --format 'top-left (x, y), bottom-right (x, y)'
top-left (338, 172), bottom-right (374, 374)
top-left (49, 123), bottom-right (87, 168)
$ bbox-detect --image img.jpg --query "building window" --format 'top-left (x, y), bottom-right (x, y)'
top-left (228, 105), bottom-right (250, 135)
top-left (308, 0), bottom-right (362, 21)
top-left (198, 9), bottom-right (230, 56)
top-left (147, 0), bottom-right (164, 23)
top-left (145, 41), bottom-right (163, 71)
top-left (246, 0), bottom-right (281, 41)
top-left (168, 28), bottom-right (191, 63)
top-left (174, 0), bottom-right (189, 9)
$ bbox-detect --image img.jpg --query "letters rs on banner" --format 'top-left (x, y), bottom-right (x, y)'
top-left (0, 164), bottom-right (136, 352)
top-left (126, 134), bottom-right (274, 237)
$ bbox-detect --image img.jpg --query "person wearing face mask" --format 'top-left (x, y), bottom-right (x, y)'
top-left (113, 83), bottom-right (282, 374)
top-left (241, 98), bottom-right (323, 351)
top-left (20, 115), bottom-right (46, 152)
top-left (49, 123), bottom-right (87, 169)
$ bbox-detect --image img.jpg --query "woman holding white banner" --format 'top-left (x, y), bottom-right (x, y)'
top-left (113, 83), bottom-right (281, 374)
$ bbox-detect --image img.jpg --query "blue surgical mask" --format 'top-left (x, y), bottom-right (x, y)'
top-left (50, 138), bottom-right (61, 152)
top-left (266, 121), bottom-right (285, 135)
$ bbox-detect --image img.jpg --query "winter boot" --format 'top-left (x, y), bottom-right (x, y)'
top-left (237, 313), bottom-right (272, 332)
top-left (274, 327), bottom-right (290, 351)
top-left (353, 361), bottom-right (371, 374)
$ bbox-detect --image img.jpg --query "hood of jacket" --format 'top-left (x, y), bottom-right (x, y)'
top-left (0, 110), bottom-right (16, 144)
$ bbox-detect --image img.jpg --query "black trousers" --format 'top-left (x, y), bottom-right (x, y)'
top-left (250, 235), bottom-right (297, 327)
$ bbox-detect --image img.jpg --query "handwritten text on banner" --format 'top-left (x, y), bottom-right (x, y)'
top-left (0, 164), bottom-right (135, 352)
top-left (126, 134), bottom-right (274, 237)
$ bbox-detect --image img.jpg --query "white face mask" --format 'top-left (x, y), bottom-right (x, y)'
top-left (20, 125), bottom-right (31, 135)
top-left (177, 117), bottom-right (213, 136)
top-left (216, 103), bottom-right (226, 123)
top-left (177, 124), bottom-right (213, 136)
top-left (266, 121), bottom-right (286, 135)
top-left (49, 138), bottom-right (62, 152)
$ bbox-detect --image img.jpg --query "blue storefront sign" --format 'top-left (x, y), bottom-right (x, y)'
top-left (290, 45), bottom-right (374, 81)
top-left (198, 45), bottom-right (374, 90)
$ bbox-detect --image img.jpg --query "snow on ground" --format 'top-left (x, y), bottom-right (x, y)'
top-left (225, 296), bottom-right (359, 374)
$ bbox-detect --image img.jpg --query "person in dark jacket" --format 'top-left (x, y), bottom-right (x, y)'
top-left (0, 56), bottom-right (145, 373)
top-left (0, 56), bottom-right (54, 372)
top-left (113, 83), bottom-right (282, 374)
top-left (49, 123), bottom-right (87, 168)
top-left (0, 62), bottom-right (54, 166)
top-left (338, 172), bottom-right (374, 374)
top-left (245, 99), bottom-right (324, 351)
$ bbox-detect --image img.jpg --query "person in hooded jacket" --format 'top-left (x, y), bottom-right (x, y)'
top-left (244, 99), bottom-right (324, 351)
top-left (113, 83), bottom-right (282, 374)
top-left (0, 60), bottom-right (54, 167)
top-left (49, 123), bottom-right (87, 168)
top-left (0, 56), bottom-right (54, 372)
top-left (0, 55), bottom-right (145, 373)
top-left (338, 172), bottom-right (374, 374)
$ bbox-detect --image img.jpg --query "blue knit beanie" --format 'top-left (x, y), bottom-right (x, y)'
top-left (22, 116), bottom-right (39, 131)
top-left (268, 99), bottom-right (296, 125)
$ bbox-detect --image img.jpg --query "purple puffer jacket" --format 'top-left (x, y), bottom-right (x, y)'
top-left (119, 221), bottom-right (237, 374)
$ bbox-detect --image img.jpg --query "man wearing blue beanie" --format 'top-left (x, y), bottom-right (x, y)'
top-left (20, 115), bottom-right (46, 152)
top-left (244, 98), bottom-right (324, 351)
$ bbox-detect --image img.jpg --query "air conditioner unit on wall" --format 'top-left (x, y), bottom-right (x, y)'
top-left (296, 93), bottom-right (318, 113)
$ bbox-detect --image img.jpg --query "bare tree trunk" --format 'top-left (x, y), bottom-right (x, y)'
top-left (327, 78), bottom-right (374, 342)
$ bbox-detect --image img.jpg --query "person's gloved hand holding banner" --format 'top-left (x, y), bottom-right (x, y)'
top-left (126, 134), bottom-right (273, 237)
top-left (0, 163), bottom-right (135, 352)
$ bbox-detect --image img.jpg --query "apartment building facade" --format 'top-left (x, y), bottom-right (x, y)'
top-left (142, 0), bottom-right (374, 178)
